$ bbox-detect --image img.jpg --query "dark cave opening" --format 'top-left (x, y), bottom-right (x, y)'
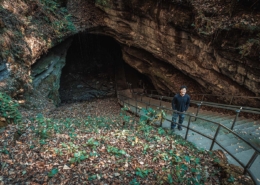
top-left (59, 33), bottom-right (154, 103)
top-left (124, 63), bottom-right (155, 91)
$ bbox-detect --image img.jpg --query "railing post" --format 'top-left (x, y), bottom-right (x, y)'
top-left (134, 92), bottom-right (137, 100)
top-left (231, 108), bottom-right (241, 130)
top-left (229, 95), bottom-right (234, 105)
top-left (135, 93), bottom-right (137, 115)
top-left (160, 112), bottom-right (163, 127)
top-left (201, 95), bottom-right (205, 101)
top-left (129, 83), bottom-right (132, 93)
top-left (185, 116), bottom-right (192, 140)
top-left (244, 151), bottom-right (258, 174)
top-left (195, 103), bottom-right (202, 121)
top-left (160, 96), bottom-right (163, 106)
top-left (210, 124), bottom-right (221, 150)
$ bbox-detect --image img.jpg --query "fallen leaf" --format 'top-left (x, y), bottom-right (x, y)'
top-left (63, 165), bottom-right (71, 170)
top-left (139, 161), bottom-right (144, 165)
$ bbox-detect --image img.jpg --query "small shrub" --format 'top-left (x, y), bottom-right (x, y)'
top-left (48, 168), bottom-right (58, 178)
top-left (107, 145), bottom-right (126, 157)
top-left (0, 92), bottom-right (22, 124)
top-left (70, 151), bottom-right (89, 164)
top-left (135, 168), bottom-right (152, 178)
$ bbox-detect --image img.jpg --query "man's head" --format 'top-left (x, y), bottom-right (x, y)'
top-left (179, 85), bottom-right (187, 96)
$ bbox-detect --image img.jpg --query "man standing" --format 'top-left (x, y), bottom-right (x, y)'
top-left (171, 85), bottom-right (190, 131)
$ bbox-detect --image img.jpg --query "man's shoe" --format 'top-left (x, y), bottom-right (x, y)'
top-left (178, 127), bottom-right (183, 131)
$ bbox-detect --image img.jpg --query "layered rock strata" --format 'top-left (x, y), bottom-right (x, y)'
top-left (0, 0), bottom-right (259, 106)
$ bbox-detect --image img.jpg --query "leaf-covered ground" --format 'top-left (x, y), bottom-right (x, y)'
top-left (0, 98), bottom-right (254, 184)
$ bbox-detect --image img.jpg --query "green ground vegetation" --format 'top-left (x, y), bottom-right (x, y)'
top-left (0, 96), bottom-right (253, 184)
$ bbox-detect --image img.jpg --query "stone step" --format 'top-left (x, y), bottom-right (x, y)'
top-left (238, 121), bottom-right (257, 129)
top-left (219, 120), bottom-right (233, 128)
top-left (250, 129), bottom-right (260, 137)
top-left (217, 137), bottom-right (243, 147)
top-left (233, 121), bottom-right (255, 130)
top-left (216, 132), bottom-right (241, 141)
top-left (211, 118), bottom-right (228, 124)
top-left (192, 118), bottom-right (218, 128)
top-left (225, 142), bottom-right (252, 154)
top-left (248, 153), bottom-right (260, 175)
top-left (198, 113), bottom-right (221, 120)
top-left (189, 123), bottom-right (216, 138)
top-left (201, 110), bottom-right (230, 116)
top-left (233, 126), bottom-right (259, 143)
top-left (241, 138), bottom-right (260, 149)
top-left (233, 149), bottom-right (255, 166)
top-left (213, 115), bottom-right (234, 123)
top-left (237, 135), bottom-right (260, 145)
top-left (218, 126), bottom-right (260, 150)
top-left (198, 110), bottom-right (234, 119)
top-left (214, 115), bottom-right (234, 120)
top-left (234, 126), bottom-right (259, 136)
top-left (189, 125), bottom-right (214, 135)
top-left (187, 132), bottom-right (212, 150)
top-left (193, 120), bottom-right (219, 132)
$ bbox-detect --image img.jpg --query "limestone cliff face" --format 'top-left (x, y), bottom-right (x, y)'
top-left (31, 39), bottom-right (72, 105)
top-left (68, 0), bottom-right (259, 97)
top-left (0, 0), bottom-right (75, 97)
top-left (0, 0), bottom-right (260, 105)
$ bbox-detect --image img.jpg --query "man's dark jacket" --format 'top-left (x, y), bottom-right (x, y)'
top-left (172, 94), bottom-right (190, 112)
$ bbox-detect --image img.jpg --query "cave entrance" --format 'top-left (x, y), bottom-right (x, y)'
top-left (59, 33), bottom-right (152, 103)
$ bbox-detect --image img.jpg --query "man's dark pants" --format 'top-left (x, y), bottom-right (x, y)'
top-left (171, 112), bottom-right (185, 129)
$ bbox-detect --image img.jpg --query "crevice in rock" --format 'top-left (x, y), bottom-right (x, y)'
top-left (0, 63), bottom-right (8, 81)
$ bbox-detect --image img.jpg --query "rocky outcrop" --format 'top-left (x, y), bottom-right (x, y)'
top-left (0, 0), bottom-right (75, 97)
top-left (31, 38), bottom-right (73, 105)
top-left (0, 0), bottom-right (259, 106)
top-left (121, 46), bottom-right (206, 95)
top-left (0, 63), bottom-right (8, 81)
top-left (67, 0), bottom-right (260, 98)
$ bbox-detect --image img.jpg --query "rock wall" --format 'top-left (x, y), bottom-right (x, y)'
top-left (0, 0), bottom-right (259, 106)
top-left (0, 63), bottom-right (9, 82)
top-left (31, 38), bottom-right (73, 105)
top-left (0, 0), bottom-right (75, 97)
top-left (69, 0), bottom-right (259, 96)
top-left (121, 46), bottom-right (205, 95)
